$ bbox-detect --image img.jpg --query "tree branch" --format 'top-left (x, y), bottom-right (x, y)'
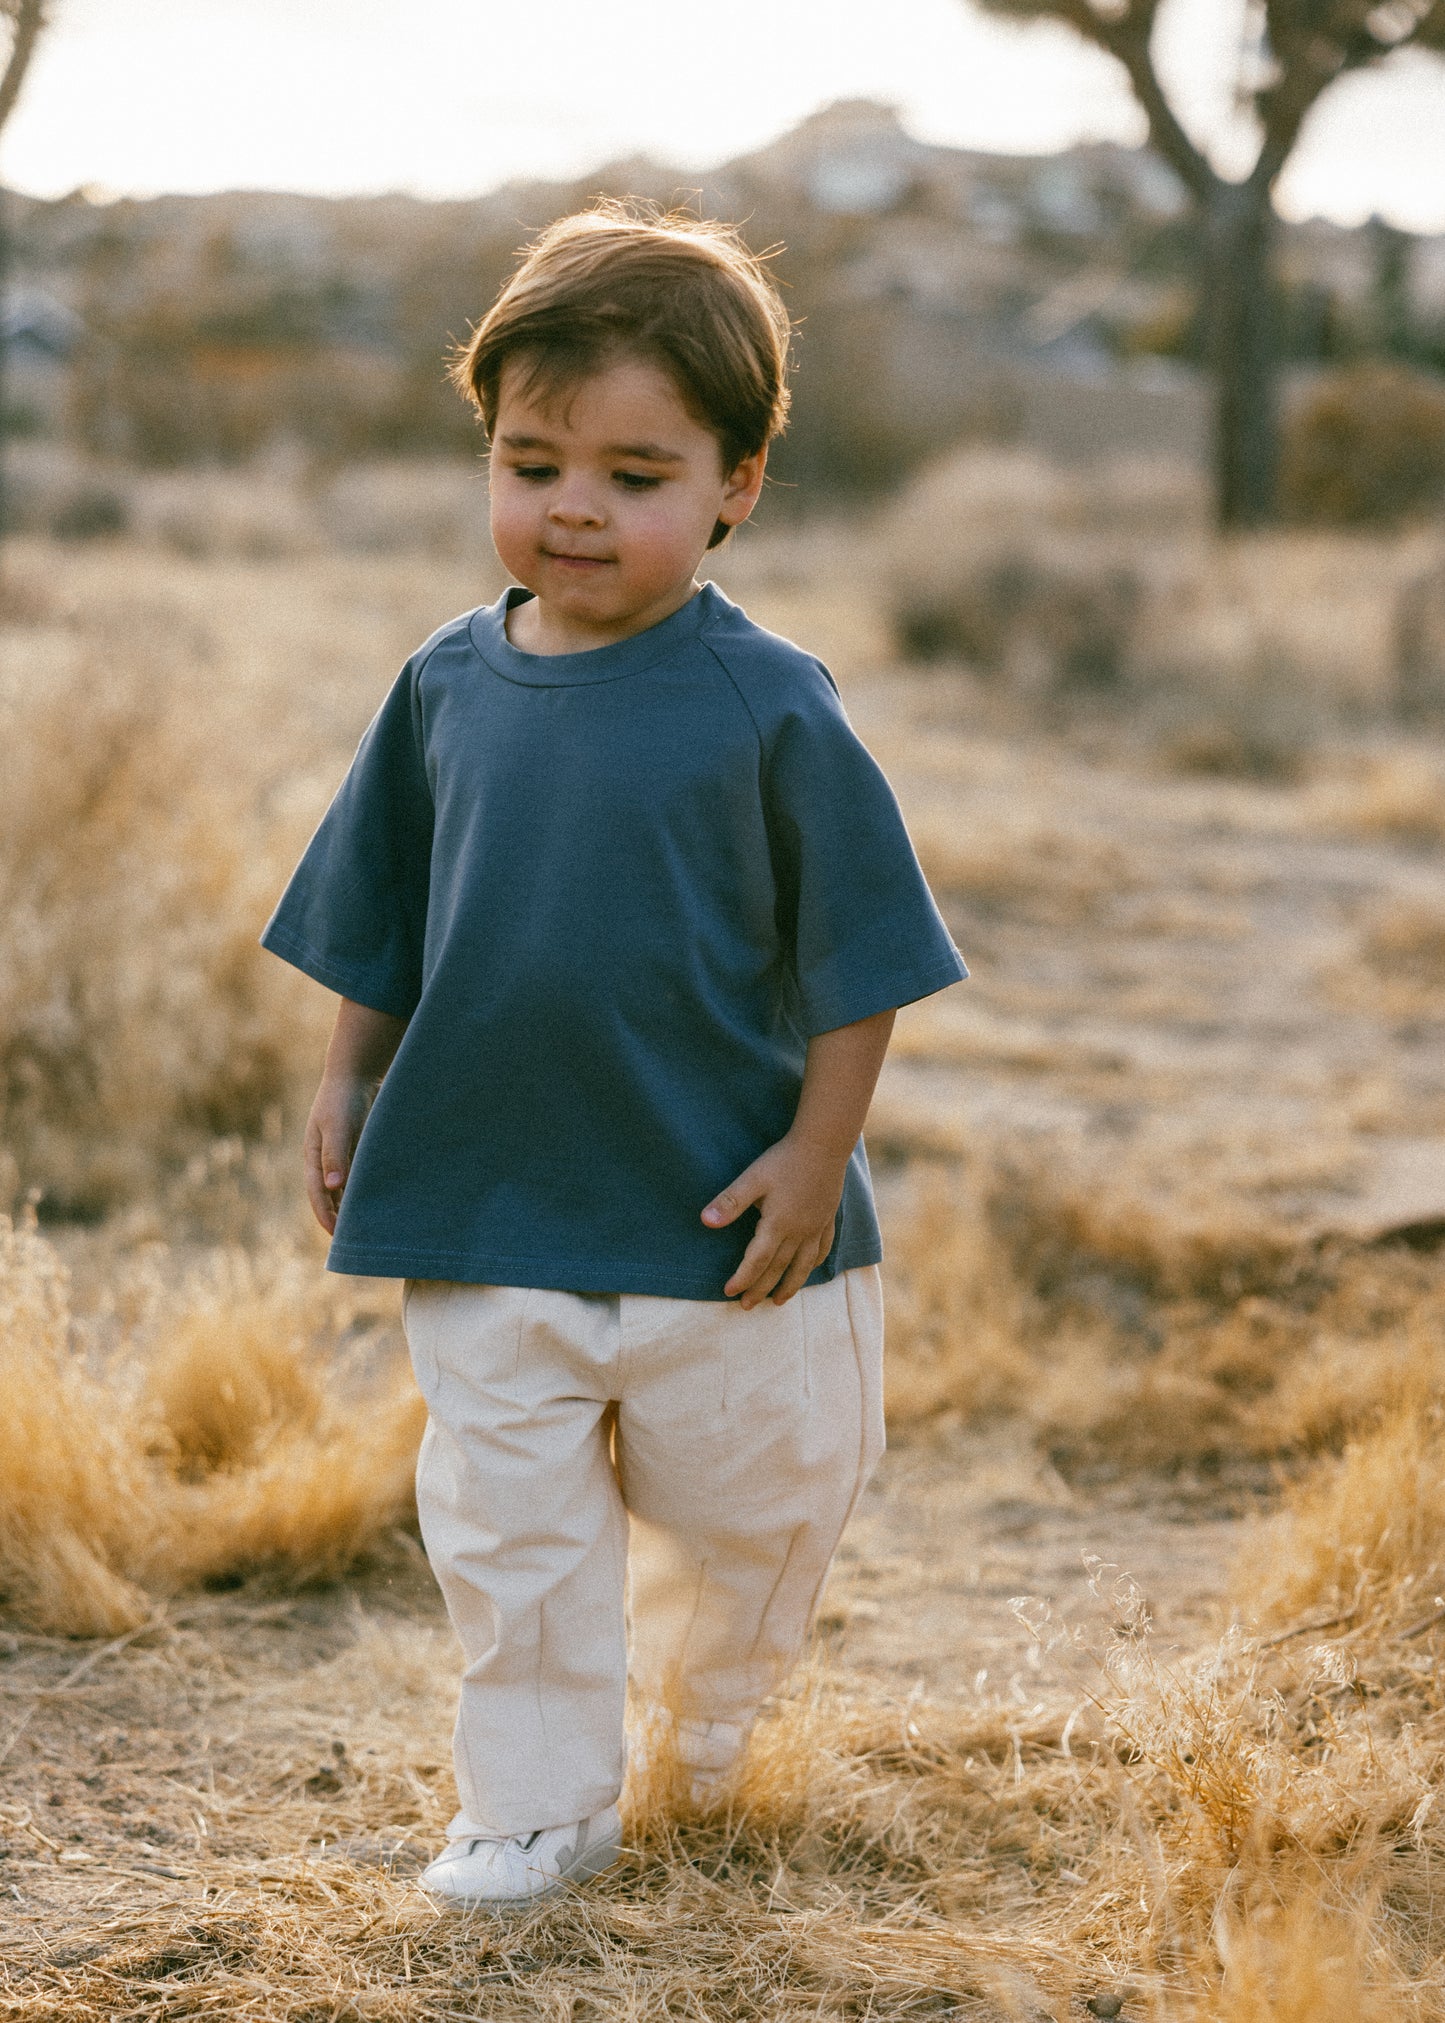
top-left (1104, 7), bottom-right (1221, 202)
top-left (974, 0), bottom-right (1445, 200)
top-left (1255, 0), bottom-right (1445, 184)
top-left (972, 0), bottom-right (1219, 201)
top-left (1416, 0), bottom-right (1445, 49)
top-left (0, 0), bottom-right (45, 140)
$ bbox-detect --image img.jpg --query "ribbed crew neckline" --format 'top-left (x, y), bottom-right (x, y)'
top-left (469, 582), bottom-right (718, 688)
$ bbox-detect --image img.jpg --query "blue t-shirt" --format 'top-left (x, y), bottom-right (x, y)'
top-left (261, 582), bottom-right (967, 1297)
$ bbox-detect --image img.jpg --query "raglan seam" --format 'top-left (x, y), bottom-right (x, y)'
top-left (698, 634), bottom-right (767, 755)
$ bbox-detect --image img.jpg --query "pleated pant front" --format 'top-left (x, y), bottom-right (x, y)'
top-left (402, 1267), bottom-right (885, 1837)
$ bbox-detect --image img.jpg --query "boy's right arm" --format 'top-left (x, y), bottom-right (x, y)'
top-left (304, 998), bottom-right (410, 1235)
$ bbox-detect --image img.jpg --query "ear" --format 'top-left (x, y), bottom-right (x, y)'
top-left (717, 446), bottom-right (768, 530)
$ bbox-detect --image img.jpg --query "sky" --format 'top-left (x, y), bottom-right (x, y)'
top-left (6, 0), bottom-right (1445, 232)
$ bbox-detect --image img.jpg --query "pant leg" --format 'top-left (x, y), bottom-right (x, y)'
top-left (402, 1280), bottom-right (628, 1837)
top-left (618, 1266), bottom-right (885, 1750)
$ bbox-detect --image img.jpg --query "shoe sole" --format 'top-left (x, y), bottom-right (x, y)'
top-left (424, 1827), bottom-right (623, 1911)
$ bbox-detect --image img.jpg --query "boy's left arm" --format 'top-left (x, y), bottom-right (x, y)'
top-left (701, 1008), bottom-right (896, 1308)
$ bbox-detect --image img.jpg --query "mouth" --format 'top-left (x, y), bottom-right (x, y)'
top-left (543, 550), bottom-right (613, 569)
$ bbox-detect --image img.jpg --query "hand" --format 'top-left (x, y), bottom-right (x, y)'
top-left (303, 1075), bottom-right (376, 1235)
top-left (701, 1133), bottom-right (848, 1307)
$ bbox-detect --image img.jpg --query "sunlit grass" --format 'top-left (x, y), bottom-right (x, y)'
top-left (6, 495), bottom-right (1445, 2016)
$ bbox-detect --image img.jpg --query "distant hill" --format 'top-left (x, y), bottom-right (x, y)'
top-left (9, 100), bottom-right (1445, 493)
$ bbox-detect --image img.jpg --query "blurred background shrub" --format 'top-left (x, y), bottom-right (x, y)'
top-left (1282, 364), bottom-right (1445, 527)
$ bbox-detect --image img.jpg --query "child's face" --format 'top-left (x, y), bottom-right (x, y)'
top-left (489, 352), bottom-right (766, 651)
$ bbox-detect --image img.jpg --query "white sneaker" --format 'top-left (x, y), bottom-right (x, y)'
top-left (628, 1716), bottom-right (747, 1808)
top-left (678, 1718), bottom-right (746, 1806)
top-left (418, 1805), bottom-right (622, 1908)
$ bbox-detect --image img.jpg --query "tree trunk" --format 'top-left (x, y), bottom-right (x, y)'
top-left (0, 182), bottom-right (9, 547)
top-left (1203, 179), bottom-right (1279, 529)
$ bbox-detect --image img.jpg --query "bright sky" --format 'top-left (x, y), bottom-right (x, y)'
top-left (7, 0), bottom-right (1445, 231)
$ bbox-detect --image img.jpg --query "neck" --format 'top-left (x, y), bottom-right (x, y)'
top-left (507, 579), bottom-right (701, 656)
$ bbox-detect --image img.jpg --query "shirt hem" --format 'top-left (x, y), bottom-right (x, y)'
top-left (323, 1240), bottom-right (884, 1298)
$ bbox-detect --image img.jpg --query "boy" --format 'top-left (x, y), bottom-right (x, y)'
top-left (261, 203), bottom-right (967, 1909)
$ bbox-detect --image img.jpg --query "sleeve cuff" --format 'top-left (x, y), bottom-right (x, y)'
top-left (797, 949), bottom-right (969, 1038)
top-left (259, 923), bottom-right (421, 1020)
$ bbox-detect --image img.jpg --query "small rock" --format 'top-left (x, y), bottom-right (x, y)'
top-left (1085, 1997), bottom-right (1124, 2020)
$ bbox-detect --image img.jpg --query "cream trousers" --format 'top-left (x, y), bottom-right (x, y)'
top-left (402, 1267), bottom-right (885, 1837)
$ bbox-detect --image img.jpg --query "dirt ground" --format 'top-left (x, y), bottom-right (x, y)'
top-left (859, 676), bottom-right (1445, 1240)
top-left (5, 582), bottom-right (1445, 2012)
top-left (0, 1434), bottom-right (1258, 1973)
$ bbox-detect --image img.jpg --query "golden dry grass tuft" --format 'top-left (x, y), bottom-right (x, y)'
top-left (1238, 1394), bottom-right (1445, 1638)
top-left (1310, 752), bottom-right (1445, 847)
top-left (0, 647), bottom-right (316, 1217)
top-left (877, 1157), bottom-right (1429, 1474)
top-left (0, 1215), bottom-right (155, 1636)
top-left (0, 1214), bottom-right (422, 1634)
top-left (1212, 1894), bottom-right (1399, 2023)
top-left (1330, 896), bottom-right (1445, 1021)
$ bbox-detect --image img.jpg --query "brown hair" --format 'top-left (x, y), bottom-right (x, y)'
top-left (452, 201), bottom-right (792, 548)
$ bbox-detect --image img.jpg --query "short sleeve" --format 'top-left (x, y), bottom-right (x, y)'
top-left (764, 671), bottom-right (968, 1036)
top-left (260, 662), bottom-right (433, 1018)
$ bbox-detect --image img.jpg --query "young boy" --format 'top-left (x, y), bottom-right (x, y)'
top-left (262, 204), bottom-right (966, 1909)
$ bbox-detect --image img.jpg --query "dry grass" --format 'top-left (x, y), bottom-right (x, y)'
top-left (0, 651), bottom-right (307, 1213)
top-left (1308, 752), bottom-right (1445, 847)
top-left (880, 446), bottom-right (1442, 765)
top-left (5, 1545), bottom-right (1445, 2016)
top-left (909, 817), bottom-right (1138, 928)
top-left (1238, 1394), bottom-right (1445, 1638)
top-left (7, 486), bottom-right (1445, 2013)
top-left (0, 1213), bottom-right (422, 1636)
top-left (878, 1157), bottom-right (1430, 1474)
top-left (0, 529), bottom-right (501, 1221)
top-left (1322, 894), bottom-right (1445, 1022)
top-left (0, 629), bottom-right (315, 1217)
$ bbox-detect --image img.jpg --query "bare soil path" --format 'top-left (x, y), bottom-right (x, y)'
top-left (849, 670), bottom-right (1445, 1243)
top-left (0, 1435), bottom-right (1257, 1965)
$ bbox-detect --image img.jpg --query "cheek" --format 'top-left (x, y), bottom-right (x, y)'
top-left (488, 481), bottom-right (536, 561)
top-left (620, 492), bottom-right (719, 567)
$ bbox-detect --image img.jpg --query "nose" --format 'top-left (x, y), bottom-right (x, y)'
top-left (547, 478), bottom-right (604, 529)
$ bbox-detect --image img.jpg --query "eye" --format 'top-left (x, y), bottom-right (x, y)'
top-left (511, 463), bottom-right (557, 482)
top-left (614, 471), bottom-right (663, 491)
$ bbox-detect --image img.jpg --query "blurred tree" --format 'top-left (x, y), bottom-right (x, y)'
top-left (968, 0), bottom-right (1445, 527)
top-left (0, 0), bottom-right (48, 543)
top-left (1368, 215), bottom-right (1414, 360)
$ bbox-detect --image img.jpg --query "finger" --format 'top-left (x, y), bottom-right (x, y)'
top-left (739, 1250), bottom-right (789, 1308)
top-left (320, 1126), bottom-right (351, 1200)
top-left (771, 1240), bottom-right (821, 1306)
top-left (744, 1241), bottom-right (801, 1309)
top-left (319, 1127), bottom-right (349, 1195)
top-left (726, 1235), bottom-right (784, 1302)
top-left (303, 1121), bottom-right (335, 1234)
top-left (304, 1149), bottom-right (337, 1235)
top-left (702, 1164), bottom-right (768, 1229)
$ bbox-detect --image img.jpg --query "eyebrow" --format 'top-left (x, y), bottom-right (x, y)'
top-left (498, 432), bottom-right (685, 464)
